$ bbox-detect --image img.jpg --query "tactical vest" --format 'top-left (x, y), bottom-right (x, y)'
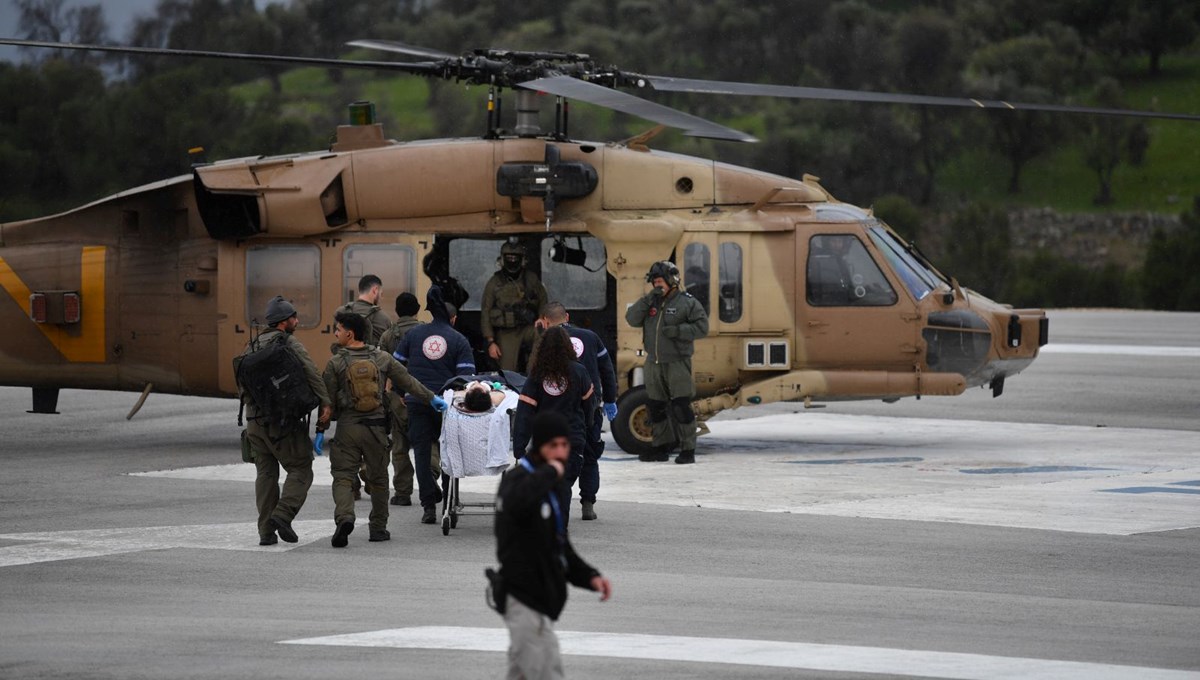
top-left (489, 271), bottom-right (540, 329)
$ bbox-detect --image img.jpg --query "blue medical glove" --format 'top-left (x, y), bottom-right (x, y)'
top-left (431, 395), bottom-right (448, 412)
top-left (603, 402), bottom-right (618, 421)
top-left (313, 431), bottom-right (325, 456)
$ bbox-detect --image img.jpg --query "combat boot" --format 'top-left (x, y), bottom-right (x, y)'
top-left (268, 517), bottom-right (299, 543)
top-left (581, 502), bottom-right (597, 521)
top-left (331, 519), bottom-right (355, 548)
top-left (369, 528), bottom-right (391, 542)
top-left (421, 506), bottom-right (437, 524)
top-left (259, 532), bottom-right (278, 546)
top-left (390, 494), bottom-right (412, 506)
top-left (675, 450), bottom-right (695, 465)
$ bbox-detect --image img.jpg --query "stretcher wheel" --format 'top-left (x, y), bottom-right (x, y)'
top-left (450, 511), bottom-right (459, 529)
top-left (442, 514), bottom-right (450, 536)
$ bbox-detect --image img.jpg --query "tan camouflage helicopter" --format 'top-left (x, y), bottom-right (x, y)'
top-left (2, 38), bottom-right (1196, 455)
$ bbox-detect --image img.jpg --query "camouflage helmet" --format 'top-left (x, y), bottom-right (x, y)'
top-left (646, 260), bottom-right (680, 288)
top-left (500, 241), bottom-right (526, 258)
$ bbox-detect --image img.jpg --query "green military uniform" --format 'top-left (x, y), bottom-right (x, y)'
top-left (322, 346), bottom-right (436, 535)
top-left (481, 269), bottom-right (547, 373)
top-left (241, 328), bottom-right (331, 541)
top-left (339, 299), bottom-right (392, 346)
top-left (377, 315), bottom-right (426, 500)
top-left (625, 286), bottom-right (709, 455)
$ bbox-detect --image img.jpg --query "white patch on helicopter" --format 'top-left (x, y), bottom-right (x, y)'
top-left (422, 335), bottom-right (448, 360)
top-left (542, 379), bottom-right (566, 396)
top-left (570, 336), bottom-right (585, 358)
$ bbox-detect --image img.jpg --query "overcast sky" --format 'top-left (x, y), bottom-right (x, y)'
top-left (0, 0), bottom-right (275, 61)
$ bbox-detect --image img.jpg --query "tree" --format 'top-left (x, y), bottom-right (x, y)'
top-left (943, 203), bottom-right (1012, 299)
top-left (965, 26), bottom-right (1093, 194)
top-left (1141, 197), bottom-right (1200, 310)
top-left (1081, 78), bottom-right (1148, 205)
top-left (15, 0), bottom-right (110, 64)
top-left (1125, 0), bottom-right (1199, 76)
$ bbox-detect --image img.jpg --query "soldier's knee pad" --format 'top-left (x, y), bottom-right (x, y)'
top-left (646, 399), bottom-right (668, 424)
top-left (671, 398), bottom-right (696, 424)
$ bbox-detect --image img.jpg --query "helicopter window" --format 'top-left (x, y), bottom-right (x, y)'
top-left (343, 245), bottom-right (416, 304)
top-left (448, 239), bottom-right (503, 312)
top-left (245, 245), bottom-right (321, 329)
top-left (683, 243), bottom-right (711, 314)
top-left (718, 242), bottom-right (743, 323)
top-left (539, 236), bottom-right (607, 310)
top-left (806, 235), bottom-right (897, 307)
top-left (866, 227), bottom-right (935, 302)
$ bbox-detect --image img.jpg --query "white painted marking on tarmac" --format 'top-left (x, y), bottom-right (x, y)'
top-left (1041, 343), bottom-right (1200, 357)
top-left (0, 521), bottom-right (328, 568)
top-left (281, 626), bottom-right (1200, 680)
top-left (131, 414), bottom-right (1200, 535)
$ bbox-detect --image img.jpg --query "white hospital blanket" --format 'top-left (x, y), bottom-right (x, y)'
top-left (438, 389), bottom-right (517, 478)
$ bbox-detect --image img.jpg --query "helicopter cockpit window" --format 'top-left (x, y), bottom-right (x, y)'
top-left (343, 245), bottom-right (416, 303)
top-left (806, 235), bottom-right (897, 307)
top-left (683, 243), bottom-right (711, 314)
top-left (718, 242), bottom-right (743, 323)
top-left (866, 226), bottom-right (937, 302)
top-left (246, 245), bottom-right (321, 329)
top-left (540, 236), bottom-right (607, 310)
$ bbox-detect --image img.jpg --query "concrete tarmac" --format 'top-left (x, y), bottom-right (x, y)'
top-left (0, 309), bottom-right (1197, 679)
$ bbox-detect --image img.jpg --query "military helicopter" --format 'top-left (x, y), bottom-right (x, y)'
top-left (2, 37), bottom-right (1196, 455)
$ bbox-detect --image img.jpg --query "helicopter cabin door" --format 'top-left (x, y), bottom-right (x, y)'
top-left (796, 228), bottom-right (921, 371)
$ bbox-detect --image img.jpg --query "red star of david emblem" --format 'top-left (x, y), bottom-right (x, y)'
top-left (428, 339), bottom-right (444, 353)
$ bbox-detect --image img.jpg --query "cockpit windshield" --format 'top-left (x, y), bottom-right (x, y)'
top-left (866, 225), bottom-right (945, 302)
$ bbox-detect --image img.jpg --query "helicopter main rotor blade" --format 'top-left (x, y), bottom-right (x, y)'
top-left (641, 75), bottom-right (1200, 122)
top-left (521, 75), bottom-right (757, 142)
top-left (0, 38), bottom-right (445, 77)
top-left (345, 39), bottom-right (457, 61)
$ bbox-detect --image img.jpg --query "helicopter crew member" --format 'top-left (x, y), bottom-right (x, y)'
top-left (378, 292), bottom-right (424, 507)
top-left (536, 302), bottom-right (618, 521)
top-left (321, 311), bottom-right (447, 547)
top-left (394, 286), bottom-right (476, 524)
top-left (241, 296), bottom-right (332, 546)
top-left (482, 242), bottom-right (547, 374)
top-left (339, 274), bottom-right (392, 346)
top-left (625, 261), bottom-right (709, 464)
top-left (492, 410), bottom-right (612, 680)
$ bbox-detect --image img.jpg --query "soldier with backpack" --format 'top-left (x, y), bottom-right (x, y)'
top-left (236, 296), bottom-right (331, 547)
top-left (321, 310), bottom-right (448, 547)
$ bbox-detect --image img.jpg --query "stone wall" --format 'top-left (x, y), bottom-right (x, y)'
top-left (1006, 208), bottom-right (1181, 269)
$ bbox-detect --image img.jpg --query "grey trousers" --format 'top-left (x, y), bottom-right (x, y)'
top-left (503, 596), bottom-right (564, 680)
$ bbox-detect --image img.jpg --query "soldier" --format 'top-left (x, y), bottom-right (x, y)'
top-left (378, 292), bottom-right (422, 506)
top-left (492, 410), bottom-right (612, 680)
top-left (321, 311), bottom-right (447, 547)
top-left (393, 286), bottom-right (476, 524)
top-left (536, 302), bottom-right (618, 521)
top-left (624, 261), bottom-right (709, 464)
top-left (482, 241), bottom-right (547, 373)
top-left (339, 274), bottom-right (391, 346)
top-left (240, 296), bottom-right (331, 546)
top-left (338, 274), bottom-right (392, 499)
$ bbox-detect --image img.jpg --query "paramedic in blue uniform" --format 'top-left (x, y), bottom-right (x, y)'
top-left (536, 302), bottom-right (618, 521)
top-left (393, 286), bottom-right (476, 524)
top-left (493, 411), bottom-right (611, 680)
top-left (512, 326), bottom-right (593, 528)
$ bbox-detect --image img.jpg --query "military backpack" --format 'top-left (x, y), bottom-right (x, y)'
top-left (345, 355), bottom-right (383, 412)
top-left (234, 333), bottom-right (320, 431)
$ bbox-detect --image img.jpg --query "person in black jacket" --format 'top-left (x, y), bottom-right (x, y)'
top-left (494, 411), bottom-right (612, 680)
top-left (512, 326), bottom-right (593, 529)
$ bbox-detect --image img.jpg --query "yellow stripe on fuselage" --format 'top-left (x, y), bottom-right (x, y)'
top-left (0, 246), bottom-right (107, 363)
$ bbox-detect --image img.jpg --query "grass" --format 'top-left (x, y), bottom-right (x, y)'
top-left (939, 53), bottom-right (1200, 213)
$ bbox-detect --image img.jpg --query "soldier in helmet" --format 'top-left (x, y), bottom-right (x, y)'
top-left (482, 241), bottom-right (547, 373)
top-left (624, 261), bottom-right (709, 464)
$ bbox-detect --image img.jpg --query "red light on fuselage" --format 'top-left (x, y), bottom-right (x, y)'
top-left (63, 292), bottom-right (81, 324)
top-left (29, 293), bottom-right (47, 323)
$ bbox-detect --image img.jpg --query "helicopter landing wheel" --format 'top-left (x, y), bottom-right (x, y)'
top-left (612, 387), bottom-right (657, 457)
